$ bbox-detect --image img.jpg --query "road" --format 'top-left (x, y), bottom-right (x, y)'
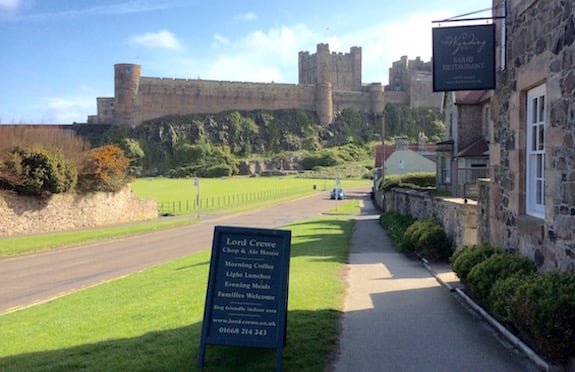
top-left (0, 189), bottom-right (359, 314)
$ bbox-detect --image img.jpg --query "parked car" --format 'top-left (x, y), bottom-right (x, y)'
top-left (330, 187), bottom-right (345, 200)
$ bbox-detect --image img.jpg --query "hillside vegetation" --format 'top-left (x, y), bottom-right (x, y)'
top-left (86, 104), bottom-right (443, 177)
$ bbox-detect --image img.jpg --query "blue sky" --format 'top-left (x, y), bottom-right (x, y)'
top-left (0, 0), bottom-right (492, 124)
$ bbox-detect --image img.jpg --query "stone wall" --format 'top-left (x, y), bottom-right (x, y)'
top-left (486, 0), bottom-right (575, 273)
top-left (383, 188), bottom-right (478, 250)
top-left (298, 44), bottom-right (362, 91)
top-left (0, 186), bottom-right (158, 237)
top-left (137, 78), bottom-right (316, 124)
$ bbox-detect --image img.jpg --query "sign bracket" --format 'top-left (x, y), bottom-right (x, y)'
top-left (432, 4), bottom-right (506, 24)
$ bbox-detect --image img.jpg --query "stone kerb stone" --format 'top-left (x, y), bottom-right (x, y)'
top-left (0, 186), bottom-right (157, 237)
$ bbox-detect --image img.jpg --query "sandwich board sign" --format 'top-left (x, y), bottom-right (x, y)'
top-left (198, 225), bottom-right (291, 371)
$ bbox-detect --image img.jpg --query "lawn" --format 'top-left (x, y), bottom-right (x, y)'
top-left (131, 176), bottom-right (369, 215)
top-left (0, 217), bottom-right (353, 371)
top-left (0, 176), bottom-right (369, 257)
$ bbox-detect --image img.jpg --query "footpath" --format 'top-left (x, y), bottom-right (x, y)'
top-left (330, 195), bottom-right (540, 372)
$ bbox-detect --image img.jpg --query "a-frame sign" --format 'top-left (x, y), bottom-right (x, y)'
top-left (198, 225), bottom-right (291, 371)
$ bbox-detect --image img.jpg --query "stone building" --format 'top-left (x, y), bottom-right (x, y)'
top-left (88, 44), bottom-right (387, 127)
top-left (381, 136), bottom-right (436, 175)
top-left (87, 45), bottom-right (449, 128)
top-left (437, 90), bottom-right (491, 198)
top-left (478, 0), bottom-right (575, 273)
top-left (385, 55), bottom-right (444, 109)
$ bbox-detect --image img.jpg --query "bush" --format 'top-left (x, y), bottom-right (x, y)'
top-left (451, 244), bottom-right (503, 283)
top-left (299, 150), bottom-right (341, 170)
top-left (490, 274), bottom-right (534, 327)
top-left (200, 164), bottom-right (234, 178)
top-left (466, 253), bottom-right (537, 305)
top-left (3, 147), bottom-right (77, 195)
top-left (403, 218), bottom-right (452, 261)
top-left (379, 212), bottom-right (415, 249)
top-left (78, 145), bottom-right (131, 192)
top-left (509, 272), bottom-right (575, 362)
top-left (381, 172), bottom-right (435, 191)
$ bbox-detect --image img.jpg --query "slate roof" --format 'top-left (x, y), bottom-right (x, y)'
top-left (456, 137), bottom-right (489, 157)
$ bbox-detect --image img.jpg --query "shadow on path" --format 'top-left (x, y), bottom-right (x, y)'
top-left (331, 196), bottom-right (538, 372)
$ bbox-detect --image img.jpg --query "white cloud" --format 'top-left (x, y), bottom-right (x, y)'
top-left (202, 24), bottom-right (317, 83)
top-left (129, 29), bottom-right (182, 50)
top-left (234, 11), bottom-right (256, 21)
top-left (212, 33), bottom-right (230, 47)
top-left (313, 11), bottom-right (453, 84)
top-left (148, 11), bottom-right (455, 86)
top-left (0, 0), bottom-right (21, 11)
top-left (41, 96), bottom-right (94, 123)
top-left (195, 15), bottom-right (449, 85)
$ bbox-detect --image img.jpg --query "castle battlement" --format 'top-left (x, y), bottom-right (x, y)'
top-left (87, 44), bottom-right (440, 127)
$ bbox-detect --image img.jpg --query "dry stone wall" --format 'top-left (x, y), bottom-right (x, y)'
top-left (0, 186), bottom-right (157, 237)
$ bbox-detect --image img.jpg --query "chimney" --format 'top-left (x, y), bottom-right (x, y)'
top-left (394, 135), bottom-right (409, 151)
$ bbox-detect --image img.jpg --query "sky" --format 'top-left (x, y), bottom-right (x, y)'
top-left (0, 0), bottom-right (492, 124)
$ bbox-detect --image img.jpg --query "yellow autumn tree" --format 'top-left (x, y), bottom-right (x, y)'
top-left (78, 145), bottom-right (132, 192)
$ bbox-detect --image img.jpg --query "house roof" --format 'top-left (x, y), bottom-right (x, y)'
top-left (374, 143), bottom-right (436, 168)
top-left (384, 150), bottom-right (436, 175)
top-left (455, 90), bottom-right (491, 105)
top-left (456, 137), bottom-right (489, 157)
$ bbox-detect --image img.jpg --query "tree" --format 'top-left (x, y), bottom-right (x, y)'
top-left (78, 145), bottom-right (131, 192)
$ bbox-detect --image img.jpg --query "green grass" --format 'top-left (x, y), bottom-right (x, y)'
top-left (0, 176), bottom-right (369, 257)
top-left (0, 217), bottom-right (196, 257)
top-left (324, 199), bottom-right (361, 215)
top-left (132, 176), bottom-right (369, 215)
top-left (0, 217), bottom-right (353, 371)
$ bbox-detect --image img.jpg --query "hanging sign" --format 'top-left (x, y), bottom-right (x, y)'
top-left (432, 24), bottom-right (496, 91)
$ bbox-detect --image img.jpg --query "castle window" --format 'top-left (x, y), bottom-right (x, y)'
top-left (526, 84), bottom-right (546, 218)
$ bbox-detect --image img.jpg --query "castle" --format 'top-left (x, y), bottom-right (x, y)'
top-left (88, 44), bottom-right (441, 127)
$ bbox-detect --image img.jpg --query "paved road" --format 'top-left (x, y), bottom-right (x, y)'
top-left (0, 189), bottom-right (355, 314)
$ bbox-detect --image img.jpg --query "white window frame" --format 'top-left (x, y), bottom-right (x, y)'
top-left (526, 84), bottom-right (546, 218)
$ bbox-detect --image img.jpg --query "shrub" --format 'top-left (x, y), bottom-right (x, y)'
top-left (451, 244), bottom-right (503, 283)
top-left (299, 150), bottom-right (341, 170)
top-left (489, 274), bottom-right (535, 327)
top-left (381, 172), bottom-right (435, 191)
top-left (200, 164), bottom-right (234, 178)
top-left (379, 212), bottom-right (415, 250)
top-left (509, 272), bottom-right (575, 362)
top-left (78, 145), bottom-right (131, 192)
top-left (3, 147), bottom-right (77, 195)
top-left (416, 222), bottom-right (452, 261)
top-left (466, 253), bottom-right (537, 305)
top-left (403, 218), bottom-right (452, 261)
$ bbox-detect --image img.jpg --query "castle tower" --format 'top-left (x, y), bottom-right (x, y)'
top-left (315, 44), bottom-right (333, 125)
top-left (368, 83), bottom-right (385, 114)
top-left (350, 46), bottom-right (362, 91)
top-left (113, 63), bottom-right (141, 127)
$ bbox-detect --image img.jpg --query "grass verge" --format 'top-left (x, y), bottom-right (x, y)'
top-left (0, 217), bottom-right (353, 371)
top-left (0, 217), bottom-right (197, 258)
top-left (324, 199), bottom-right (361, 215)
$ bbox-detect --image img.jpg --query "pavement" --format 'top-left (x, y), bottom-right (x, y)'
top-left (330, 195), bottom-right (541, 372)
